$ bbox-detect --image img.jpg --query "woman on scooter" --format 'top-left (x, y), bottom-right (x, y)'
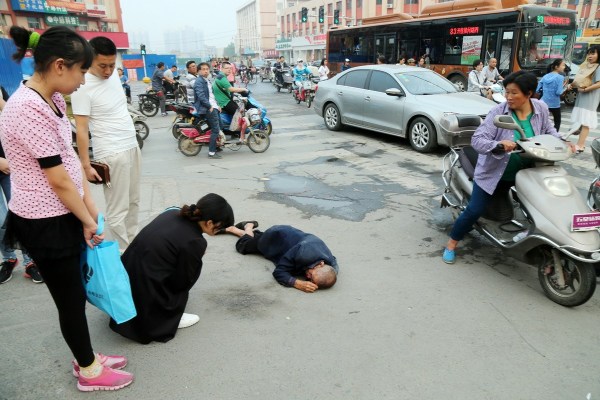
top-left (109, 193), bottom-right (234, 344)
top-left (442, 71), bottom-right (574, 264)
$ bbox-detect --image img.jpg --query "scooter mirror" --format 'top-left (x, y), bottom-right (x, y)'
top-left (493, 115), bottom-right (527, 140)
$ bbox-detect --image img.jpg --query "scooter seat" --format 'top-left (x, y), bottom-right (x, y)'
top-left (458, 146), bottom-right (478, 180)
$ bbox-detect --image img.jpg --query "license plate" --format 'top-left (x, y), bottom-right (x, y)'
top-left (571, 212), bottom-right (600, 231)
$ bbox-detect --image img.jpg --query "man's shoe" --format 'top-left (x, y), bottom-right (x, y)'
top-left (24, 263), bottom-right (44, 284)
top-left (178, 313), bottom-right (200, 329)
top-left (77, 366), bottom-right (134, 392)
top-left (234, 220), bottom-right (259, 230)
top-left (0, 258), bottom-right (18, 284)
top-left (208, 153), bottom-right (222, 159)
top-left (72, 353), bottom-right (128, 378)
top-left (442, 248), bottom-right (456, 264)
top-left (161, 112), bottom-right (168, 117)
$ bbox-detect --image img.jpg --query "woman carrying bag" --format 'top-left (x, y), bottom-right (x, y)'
top-left (0, 27), bottom-right (134, 391)
top-left (570, 45), bottom-right (600, 153)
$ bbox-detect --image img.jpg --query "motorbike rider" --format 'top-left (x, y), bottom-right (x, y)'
top-left (151, 62), bottom-right (167, 116)
top-left (274, 56), bottom-right (289, 86)
top-left (182, 60), bottom-right (197, 104)
top-left (213, 62), bottom-right (249, 116)
top-left (293, 59), bottom-right (311, 84)
top-left (442, 71), bottom-right (575, 264)
top-left (194, 62), bottom-right (224, 159)
top-left (163, 65), bottom-right (178, 95)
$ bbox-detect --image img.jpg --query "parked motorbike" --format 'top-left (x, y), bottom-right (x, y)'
top-left (273, 67), bottom-right (294, 93)
top-left (71, 115), bottom-right (144, 156)
top-left (129, 105), bottom-right (150, 141)
top-left (175, 95), bottom-right (270, 156)
top-left (441, 113), bottom-right (598, 307)
top-left (292, 74), bottom-right (317, 108)
top-left (138, 79), bottom-right (186, 117)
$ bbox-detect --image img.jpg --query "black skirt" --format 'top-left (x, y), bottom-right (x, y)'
top-left (5, 211), bottom-right (84, 261)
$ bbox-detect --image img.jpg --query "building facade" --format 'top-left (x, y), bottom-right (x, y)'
top-left (236, 0), bottom-right (278, 59)
top-left (1, 0), bottom-right (129, 48)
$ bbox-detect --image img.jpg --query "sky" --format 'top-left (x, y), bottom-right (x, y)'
top-left (120, 0), bottom-right (250, 50)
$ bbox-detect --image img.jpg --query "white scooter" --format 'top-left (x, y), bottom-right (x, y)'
top-left (488, 81), bottom-right (506, 104)
top-left (441, 114), bottom-right (599, 307)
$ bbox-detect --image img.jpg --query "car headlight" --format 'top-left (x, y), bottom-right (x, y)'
top-left (543, 176), bottom-right (572, 197)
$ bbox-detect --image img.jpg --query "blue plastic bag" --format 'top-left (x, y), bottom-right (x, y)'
top-left (81, 214), bottom-right (137, 324)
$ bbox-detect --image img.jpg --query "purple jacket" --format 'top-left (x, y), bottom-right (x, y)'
top-left (472, 99), bottom-right (560, 195)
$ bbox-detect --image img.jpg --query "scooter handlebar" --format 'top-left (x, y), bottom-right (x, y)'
top-left (491, 143), bottom-right (506, 155)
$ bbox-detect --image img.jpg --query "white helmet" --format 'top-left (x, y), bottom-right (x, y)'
top-left (297, 58), bottom-right (303, 63)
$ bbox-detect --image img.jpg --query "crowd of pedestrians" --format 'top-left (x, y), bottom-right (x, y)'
top-left (0, 26), bottom-right (340, 394)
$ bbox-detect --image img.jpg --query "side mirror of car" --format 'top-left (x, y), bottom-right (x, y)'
top-left (385, 88), bottom-right (405, 97)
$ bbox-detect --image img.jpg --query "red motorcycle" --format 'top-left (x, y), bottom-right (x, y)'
top-left (292, 74), bottom-right (317, 108)
top-left (176, 99), bottom-right (270, 156)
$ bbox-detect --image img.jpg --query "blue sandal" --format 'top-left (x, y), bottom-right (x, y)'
top-left (442, 248), bottom-right (456, 264)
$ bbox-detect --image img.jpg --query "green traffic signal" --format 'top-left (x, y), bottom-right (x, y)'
top-left (319, 6), bottom-right (324, 23)
top-left (301, 7), bottom-right (308, 23)
top-left (334, 10), bottom-right (340, 25)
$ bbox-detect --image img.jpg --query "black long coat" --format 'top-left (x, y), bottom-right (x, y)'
top-left (109, 209), bottom-right (206, 344)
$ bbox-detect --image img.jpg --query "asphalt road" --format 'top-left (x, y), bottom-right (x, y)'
top-left (2, 79), bottom-right (600, 400)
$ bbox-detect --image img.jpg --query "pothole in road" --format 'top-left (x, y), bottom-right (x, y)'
top-left (258, 169), bottom-right (409, 221)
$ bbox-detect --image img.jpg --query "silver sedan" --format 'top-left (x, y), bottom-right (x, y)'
top-left (313, 65), bottom-right (496, 152)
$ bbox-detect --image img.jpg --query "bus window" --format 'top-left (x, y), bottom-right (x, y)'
top-left (352, 34), bottom-right (373, 63)
top-left (519, 28), bottom-right (573, 69)
top-left (484, 31), bottom-right (499, 62)
top-left (498, 30), bottom-right (514, 73)
top-left (375, 34), bottom-right (396, 64)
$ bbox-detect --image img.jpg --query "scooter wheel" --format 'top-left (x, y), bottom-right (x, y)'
top-left (538, 256), bottom-right (597, 307)
top-left (247, 131), bottom-right (270, 153)
top-left (307, 97), bottom-right (312, 108)
top-left (134, 121), bottom-right (150, 140)
top-left (178, 136), bottom-right (202, 156)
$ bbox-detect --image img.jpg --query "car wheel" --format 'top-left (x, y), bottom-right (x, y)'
top-left (409, 117), bottom-right (437, 153)
top-left (449, 75), bottom-right (467, 92)
top-left (324, 103), bottom-right (342, 131)
top-left (563, 88), bottom-right (577, 106)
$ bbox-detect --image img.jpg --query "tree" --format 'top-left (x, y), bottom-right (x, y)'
top-left (223, 42), bottom-right (236, 58)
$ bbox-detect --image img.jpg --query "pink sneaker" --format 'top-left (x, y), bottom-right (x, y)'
top-left (77, 366), bottom-right (133, 392)
top-left (72, 353), bottom-right (128, 377)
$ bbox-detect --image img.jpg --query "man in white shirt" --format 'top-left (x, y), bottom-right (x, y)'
top-left (182, 60), bottom-right (197, 103)
top-left (71, 37), bottom-right (141, 251)
top-left (483, 58), bottom-right (503, 84)
top-left (163, 65), bottom-right (177, 95)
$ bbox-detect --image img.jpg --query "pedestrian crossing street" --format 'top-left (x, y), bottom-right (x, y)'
top-left (558, 106), bottom-right (600, 143)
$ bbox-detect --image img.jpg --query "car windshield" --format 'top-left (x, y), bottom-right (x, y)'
top-left (393, 71), bottom-right (457, 95)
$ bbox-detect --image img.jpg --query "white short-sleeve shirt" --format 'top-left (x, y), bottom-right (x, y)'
top-left (71, 70), bottom-right (137, 160)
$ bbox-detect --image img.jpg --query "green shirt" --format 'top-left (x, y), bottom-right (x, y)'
top-left (213, 75), bottom-right (232, 108)
top-left (501, 112), bottom-right (535, 181)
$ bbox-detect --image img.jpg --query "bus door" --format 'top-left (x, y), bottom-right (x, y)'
top-left (496, 29), bottom-right (514, 75)
top-left (483, 29), bottom-right (499, 63)
top-left (375, 34), bottom-right (396, 64)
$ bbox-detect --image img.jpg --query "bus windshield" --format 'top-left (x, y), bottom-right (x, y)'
top-left (519, 28), bottom-right (572, 69)
top-left (573, 42), bottom-right (588, 65)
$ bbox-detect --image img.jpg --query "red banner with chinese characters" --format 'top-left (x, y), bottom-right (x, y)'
top-left (122, 59), bottom-right (144, 69)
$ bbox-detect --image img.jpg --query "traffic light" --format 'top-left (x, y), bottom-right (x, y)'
top-left (333, 9), bottom-right (340, 25)
top-left (140, 44), bottom-right (146, 55)
top-left (301, 7), bottom-right (308, 23)
top-left (318, 6), bottom-right (324, 23)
